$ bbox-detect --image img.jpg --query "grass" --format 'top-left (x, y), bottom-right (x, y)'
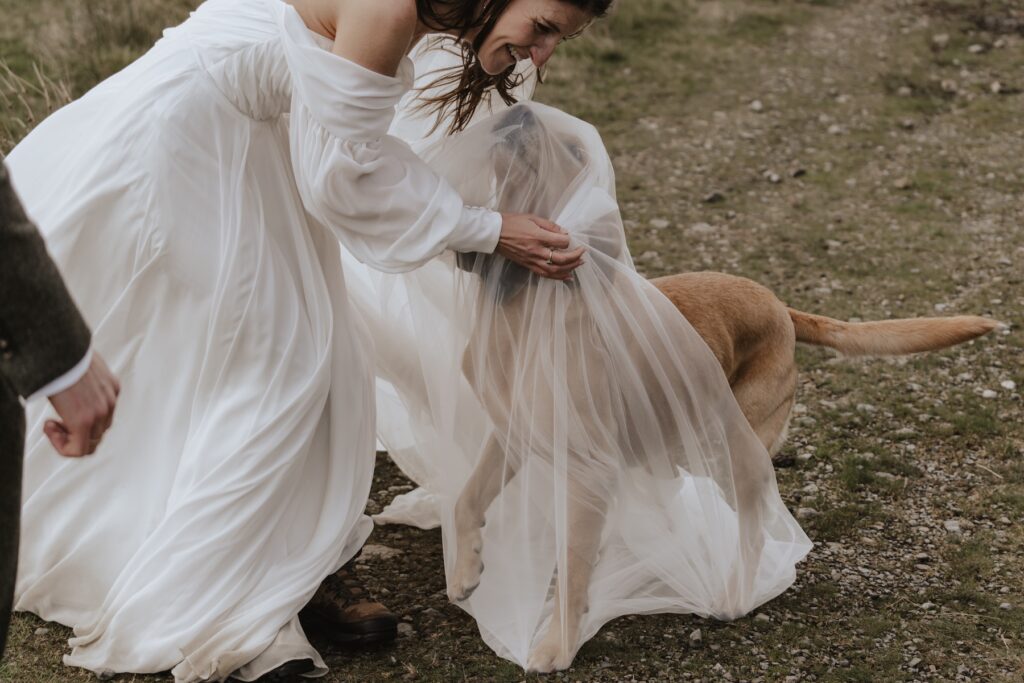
top-left (2, 0), bottom-right (1023, 681)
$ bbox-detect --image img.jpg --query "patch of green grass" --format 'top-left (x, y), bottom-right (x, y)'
top-left (809, 502), bottom-right (880, 541)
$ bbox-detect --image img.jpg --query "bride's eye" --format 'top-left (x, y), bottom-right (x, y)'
top-left (533, 19), bottom-right (556, 36)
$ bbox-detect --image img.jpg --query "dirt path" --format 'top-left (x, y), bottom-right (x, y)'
top-left (1, 1), bottom-right (1021, 681)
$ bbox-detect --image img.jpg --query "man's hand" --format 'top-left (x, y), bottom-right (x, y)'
top-left (45, 353), bottom-right (120, 457)
top-left (496, 214), bottom-right (586, 281)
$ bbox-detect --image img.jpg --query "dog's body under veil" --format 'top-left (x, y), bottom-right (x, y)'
top-left (346, 102), bottom-right (812, 668)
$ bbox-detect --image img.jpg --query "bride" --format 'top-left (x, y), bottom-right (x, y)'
top-left (5, 0), bottom-right (607, 680)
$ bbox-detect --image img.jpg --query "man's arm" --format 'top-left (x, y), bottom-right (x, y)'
top-left (0, 161), bottom-right (92, 396)
top-left (0, 161), bottom-right (118, 456)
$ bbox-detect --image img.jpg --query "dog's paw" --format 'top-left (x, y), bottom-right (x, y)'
top-left (447, 527), bottom-right (484, 602)
top-left (526, 632), bottom-right (574, 673)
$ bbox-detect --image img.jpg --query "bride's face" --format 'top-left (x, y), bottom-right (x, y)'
top-left (474, 0), bottom-right (593, 75)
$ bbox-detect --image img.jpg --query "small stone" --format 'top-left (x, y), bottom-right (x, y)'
top-left (649, 218), bottom-right (670, 230)
top-left (703, 191), bottom-right (725, 204)
top-left (1000, 380), bottom-right (1016, 391)
top-left (943, 520), bottom-right (961, 533)
top-left (991, 81), bottom-right (1003, 94)
top-left (827, 124), bottom-right (843, 135)
top-left (801, 482), bottom-right (819, 494)
top-left (397, 623), bottom-right (415, 637)
top-left (34, 627), bottom-right (50, 636)
top-left (797, 507), bottom-right (818, 520)
top-left (1000, 602), bottom-right (1012, 610)
top-left (932, 33), bottom-right (949, 49)
top-left (894, 177), bottom-right (912, 190)
top-left (750, 99), bottom-right (764, 112)
top-left (919, 602), bottom-right (936, 611)
top-left (96, 672), bottom-right (117, 681)
top-left (967, 43), bottom-right (986, 54)
top-left (909, 657), bottom-right (922, 669)
top-left (797, 452), bottom-right (813, 462)
top-left (764, 171), bottom-right (781, 184)
top-left (899, 118), bottom-right (915, 130)
top-left (897, 85), bottom-right (912, 97)
top-left (754, 613), bottom-right (771, 622)
top-left (981, 389), bottom-right (998, 399)
top-left (940, 79), bottom-right (958, 94)
top-left (689, 222), bottom-right (715, 235)
top-left (689, 628), bottom-right (703, 643)
top-left (359, 544), bottom-right (404, 560)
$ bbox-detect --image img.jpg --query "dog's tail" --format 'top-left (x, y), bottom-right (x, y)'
top-left (788, 309), bottom-right (1001, 356)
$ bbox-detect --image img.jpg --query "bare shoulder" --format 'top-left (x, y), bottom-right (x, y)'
top-left (330, 0), bottom-right (419, 76)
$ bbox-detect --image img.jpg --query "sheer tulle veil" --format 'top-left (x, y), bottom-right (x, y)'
top-left (345, 101), bottom-right (812, 670)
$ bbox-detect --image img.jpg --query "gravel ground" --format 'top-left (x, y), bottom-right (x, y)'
top-left (2, 0), bottom-right (1022, 681)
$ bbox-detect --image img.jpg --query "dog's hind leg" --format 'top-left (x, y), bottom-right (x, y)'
top-left (526, 473), bottom-right (607, 673)
top-left (449, 434), bottom-right (516, 602)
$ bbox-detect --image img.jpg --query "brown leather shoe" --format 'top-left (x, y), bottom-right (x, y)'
top-left (299, 558), bottom-right (398, 646)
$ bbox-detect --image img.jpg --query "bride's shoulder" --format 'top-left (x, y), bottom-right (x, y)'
top-left (330, 0), bottom-right (419, 76)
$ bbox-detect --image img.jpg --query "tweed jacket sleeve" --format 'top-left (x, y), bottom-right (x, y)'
top-left (0, 161), bottom-right (91, 399)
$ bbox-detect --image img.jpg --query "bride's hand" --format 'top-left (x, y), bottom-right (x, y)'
top-left (496, 214), bottom-right (586, 281)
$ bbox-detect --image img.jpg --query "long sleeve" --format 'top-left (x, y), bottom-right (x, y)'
top-left (0, 162), bottom-right (92, 399)
top-left (276, 4), bottom-right (501, 274)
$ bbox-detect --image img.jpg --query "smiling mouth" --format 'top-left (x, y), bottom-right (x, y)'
top-left (507, 44), bottom-right (524, 63)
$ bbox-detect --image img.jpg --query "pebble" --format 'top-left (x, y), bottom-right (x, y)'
top-left (1000, 602), bottom-right (1012, 610)
top-left (909, 657), bottom-right (922, 669)
top-left (893, 177), bottom-right (912, 190)
top-left (932, 33), bottom-right (949, 49)
top-left (897, 85), bottom-right (912, 96)
top-left (1000, 380), bottom-right (1016, 391)
top-left (764, 171), bottom-right (781, 184)
top-left (943, 520), bottom-right (961, 533)
top-left (649, 218), bottom-right (670, 230)
top-left (967, 43), bottom-right (985, 54)
top-left (397, 622), bottom-right (415, 637)
top-left (981, 389), bottom-right (998, 399)
top-left (689, 222), bottom-right (715, 235)
top-left (797, 507), bottom-right (818, 520)
top-left (689, 628), bottom-right (702, 643)
top-left (754, 613), bottom-right (771, 622)
top-left (703, 191), bottom-right (725, 204)
top-left (750, 99), bottom-right (764, 112)
top-left (919, 602), bottom-right (936, 611)
top-left (359, 544), bottom-right (404, 560)
top-left (827, 124), bottom-right (843, 135)
top-left (34, 627), bottom-right (49, 636)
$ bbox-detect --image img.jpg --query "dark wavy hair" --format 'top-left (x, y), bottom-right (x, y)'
top-left (415, 0), bottom-right (613, 134)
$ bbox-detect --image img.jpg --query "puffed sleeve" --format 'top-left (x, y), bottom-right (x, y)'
top-left (276, 4), bottom-right (501, 273)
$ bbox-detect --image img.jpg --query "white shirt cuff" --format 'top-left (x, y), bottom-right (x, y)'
top-left (27, 346), bottom-right (93, 403)
top-left (449, 206), bottom-right (502, 254)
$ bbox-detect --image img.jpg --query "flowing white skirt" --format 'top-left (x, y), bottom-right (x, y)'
top-left (7, 24), bottom-right (376, 683)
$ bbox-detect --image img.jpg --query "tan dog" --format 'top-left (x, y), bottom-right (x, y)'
top-left (444, 105), bottom-right (1001, 672)
top-left (449, 265), bottom-right (999, 671)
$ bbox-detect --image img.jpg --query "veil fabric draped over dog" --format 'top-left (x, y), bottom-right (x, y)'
top-left (347, 102), bottom-right (811, 668)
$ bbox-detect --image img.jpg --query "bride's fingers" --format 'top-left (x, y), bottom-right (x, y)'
top-left (549, 246), bottom-right (585, 266)
top-left (530, 221), bottom-right (571, 250)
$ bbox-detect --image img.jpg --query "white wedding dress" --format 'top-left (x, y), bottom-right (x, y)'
top-left (5, 0), bottom-right (513, 680)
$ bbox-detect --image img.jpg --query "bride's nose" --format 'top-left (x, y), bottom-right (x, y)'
top-left (529, 38), bottom-right (557, 68)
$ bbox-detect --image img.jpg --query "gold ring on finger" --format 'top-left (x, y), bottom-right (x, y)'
top-left (546, 248), bottom-right (554, 265)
